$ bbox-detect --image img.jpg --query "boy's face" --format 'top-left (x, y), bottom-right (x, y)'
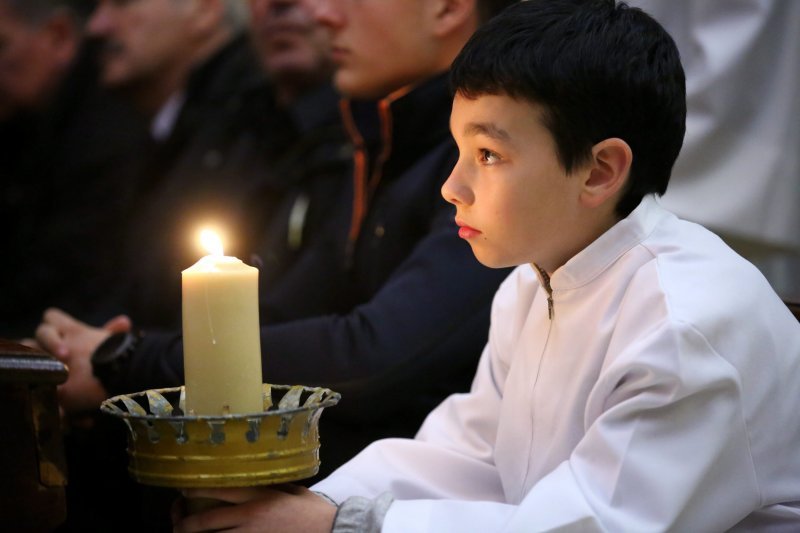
top-left (310, 0), bottom-right (437, 99)
top-left (443, 92), bottom-right (586, 271)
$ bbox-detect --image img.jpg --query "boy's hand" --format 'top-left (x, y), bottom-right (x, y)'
top-left (173, 484), bottom-right (337, 533)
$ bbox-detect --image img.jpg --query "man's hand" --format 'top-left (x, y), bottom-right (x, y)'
top-left (35, 308), bottom-right (132, 414)
top-left (36, 308), bottom-right (130, 358)
top-left (173, 485), bottom-right (337, 533)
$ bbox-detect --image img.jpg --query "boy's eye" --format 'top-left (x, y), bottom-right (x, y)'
top-left (478, 149), bottom-right (500, 165)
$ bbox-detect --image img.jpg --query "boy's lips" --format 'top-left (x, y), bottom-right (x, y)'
top-left (456, 219), bottom-right (481, 239)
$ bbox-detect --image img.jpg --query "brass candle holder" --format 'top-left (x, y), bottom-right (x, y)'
top-left (100, 384), bottom-right (340, 487)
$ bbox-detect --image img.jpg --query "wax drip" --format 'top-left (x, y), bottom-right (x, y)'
top-left (204, 280), bottom-right (217, 344)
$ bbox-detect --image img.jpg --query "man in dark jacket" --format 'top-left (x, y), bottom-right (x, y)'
top-left (117, 31), bottom-right (289, 330)
top-left (84, 0), bottom-right (298, 330)
top-left (38, 0), bottom-right (517, 488)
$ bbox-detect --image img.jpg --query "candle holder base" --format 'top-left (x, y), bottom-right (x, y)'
top-left (100, 384), bottom-right (340, 488)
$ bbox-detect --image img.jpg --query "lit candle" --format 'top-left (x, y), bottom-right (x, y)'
top-left (182, 229), bottom-right (263, 415)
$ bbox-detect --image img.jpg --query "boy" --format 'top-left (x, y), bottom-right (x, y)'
top-left (176, 1), bottom-right (800, 531)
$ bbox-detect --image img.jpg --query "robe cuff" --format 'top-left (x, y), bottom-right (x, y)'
top-left (332, 492), bottom-right (394, 533)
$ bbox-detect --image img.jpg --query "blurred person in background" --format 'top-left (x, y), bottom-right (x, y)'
top-left (0, 0), bottom-right (147, 339)
top-left (84, 0), bottom-right (280, 330)
top-left (0, 0), bottom-right (79, 119)
top-left (245, 0), bottom-right (353, 310)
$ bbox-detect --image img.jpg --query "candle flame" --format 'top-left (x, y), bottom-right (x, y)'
top-left (199, 229), bottom-right (224, 257)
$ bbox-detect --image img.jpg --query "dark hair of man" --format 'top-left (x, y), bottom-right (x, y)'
top-left (451, 0), bottom-right (686, 218)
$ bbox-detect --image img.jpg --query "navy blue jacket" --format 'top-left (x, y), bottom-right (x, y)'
top-left (114, 73), bottom-right (511, 476)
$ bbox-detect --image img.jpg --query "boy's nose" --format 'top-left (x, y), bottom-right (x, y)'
top-left (441, 167), bottom-right (474, 207)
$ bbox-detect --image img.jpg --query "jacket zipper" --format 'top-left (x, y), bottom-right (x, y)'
top-left (521, 263), bottom-right (555, 495)
top-left (339, 88), bottom-right (406, 269)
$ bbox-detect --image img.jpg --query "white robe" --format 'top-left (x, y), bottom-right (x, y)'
top-left (314, 196), bottom-right (800, 532)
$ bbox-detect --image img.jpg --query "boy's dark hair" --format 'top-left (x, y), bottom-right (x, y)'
top-left (477, 0), bottom-right (519, 22)
top-left (451, 0), bottom-right (686, 217)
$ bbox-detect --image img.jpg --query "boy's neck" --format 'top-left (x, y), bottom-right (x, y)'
top-left (537, 211), bottom-right (622, 276)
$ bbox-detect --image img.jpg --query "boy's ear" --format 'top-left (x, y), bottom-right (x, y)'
top-left (580, 138), bottom-right (632, 209)
top-left (427, 0), bottom-right (477, 37)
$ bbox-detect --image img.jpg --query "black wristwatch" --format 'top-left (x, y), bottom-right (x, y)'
top-left (91, 330), bottom-right (141, 386)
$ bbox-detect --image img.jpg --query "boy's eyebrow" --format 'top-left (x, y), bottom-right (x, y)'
top-left (463, 122), bottom-right (511, 142)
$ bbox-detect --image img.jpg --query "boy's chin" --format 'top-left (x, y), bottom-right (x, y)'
top-left (471, 249), bottom-right (518, 270)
